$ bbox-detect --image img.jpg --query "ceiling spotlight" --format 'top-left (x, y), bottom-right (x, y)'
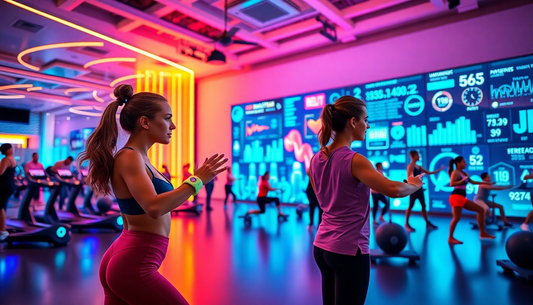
top-left (207, 50), bottom-right (226, 65)
top-left (66, 117), bottom-right (71, 121)
top-left (448, 0), bottom-right (460, 9)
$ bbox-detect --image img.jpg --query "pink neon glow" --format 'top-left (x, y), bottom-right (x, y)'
top-left (245, 123), bottom-right (270, 136)
top-left (304, 93), bottom-right (326, 110)
top-left (284, 129), bottom-right (314, 169)
top-left (307, 118), bottom-right (322, 135)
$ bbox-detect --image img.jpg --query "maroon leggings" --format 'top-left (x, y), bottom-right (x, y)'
top-left (99, 229), bottom-right (189, 305)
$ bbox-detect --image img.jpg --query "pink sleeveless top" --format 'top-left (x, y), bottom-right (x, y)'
top-left (310, 146), bottom-right (370, 256)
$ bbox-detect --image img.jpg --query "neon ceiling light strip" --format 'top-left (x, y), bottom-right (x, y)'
top-left (110, 74), bottom-right (145, 87)
top-left (69, 105), bottom-right (104, 117)
top-left (65, 88), bottom-right (92, 95)
top-left (0, 95), bottom-right (25, 99)
top-left (84, 57), bottom-right (137, 69)
top-left (5, 0), bottom-right (194, 75)
top-left (18, 42), bottom-right (104, 71)
top-left (27, 86), bottom-right (43, 91)
top-left (92, 90), bottom-right (105, 103)
top-left (0, 84), bottom-right (33, 90)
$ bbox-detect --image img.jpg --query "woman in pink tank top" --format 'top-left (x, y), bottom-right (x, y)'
top-left (308, 96), bottom-right (425, 305)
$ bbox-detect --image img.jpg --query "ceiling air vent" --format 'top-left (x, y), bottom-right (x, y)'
top-left (12, 19), bottom-right (44, 33)
top-left (228, 0), bottom-right (300, 28)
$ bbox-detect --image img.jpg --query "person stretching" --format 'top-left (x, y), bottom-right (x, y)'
top-left (474, 172), bottom-right (514, 227)
top-left (371, 162), bottom-right (389, 225)
top-left (79, 84), bottom-right (228, 305)
top-left (309, 96), bottom-right (424, 305)
top-left (448, 156), bottom-right (495, 244)
top-left (244, 172), bottom-right (287, 218)
top-left (405, 150), bottom-right (444, 231)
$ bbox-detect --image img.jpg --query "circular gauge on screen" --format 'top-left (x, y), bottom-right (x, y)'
top-left (462, 87), bottom-right (483, 107)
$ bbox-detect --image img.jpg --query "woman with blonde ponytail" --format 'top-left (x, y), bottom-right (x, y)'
top-left (79, 84), bottom-right (228, 305)
top-left (309, 96), bottom-right (425, 305)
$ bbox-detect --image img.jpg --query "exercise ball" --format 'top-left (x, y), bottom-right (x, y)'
top-left (97, 198), bottom-right (113, 214)
top-left (375, 222), bottom-right (408, 254)
top-left (505, 230), bottom-right (533, 269)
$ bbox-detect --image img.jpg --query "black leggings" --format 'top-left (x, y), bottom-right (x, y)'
top-left (313, 246), bottom-right (370, 305)
top-left (371, 193), bottom-right (389, 220)
top-left (224, 185), bottom-right (236, 204)
top-left (307, 183), bottom-right (323, 225)
top-left (409, 189), bottom-right (426, 209)
top-left (0, 188), bottom-right (15, 210)
top-left (257, 197), bottom-right (280, 213)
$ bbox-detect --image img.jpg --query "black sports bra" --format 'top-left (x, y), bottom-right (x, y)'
top-left (115, 147), bottom-right (174, 215)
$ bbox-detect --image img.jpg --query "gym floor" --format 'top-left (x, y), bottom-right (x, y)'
top-left (1, 199), bottom-right (531, 305)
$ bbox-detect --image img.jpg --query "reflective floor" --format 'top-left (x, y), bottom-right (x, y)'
top-left (1, 199), bottom-right (532, 305)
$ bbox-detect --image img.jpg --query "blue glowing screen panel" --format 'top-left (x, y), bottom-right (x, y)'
top-left (231, 54), bottom-right (533, 216)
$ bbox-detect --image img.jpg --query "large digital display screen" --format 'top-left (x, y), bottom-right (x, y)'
top-left (231, 54), bottom-right (533, 217)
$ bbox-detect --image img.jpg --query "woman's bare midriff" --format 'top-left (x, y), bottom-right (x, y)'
top-left (121, 213), bottom-right (171, 237)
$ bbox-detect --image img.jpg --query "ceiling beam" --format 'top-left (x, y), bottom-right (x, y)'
top-left (235, 2), bottom-right (443, 67)
top-left (302, 0), bottom-right (354, 31)
top-left (0, 65), bottom-right (112, 91)
top-left (116, 3), bottom-right (175, 33)
top-left (154, 0), bottom-right (278, 50)
top-left (430, 0), bottom-right (447, 10)
top-left (85, 0), bottom-right (212, 45)
top-left (458, 0), bottom-right (479, 13)
top-left (56, 0), bottom-right (85, 11)
top-left (342, 0), bottom-right (414, 19)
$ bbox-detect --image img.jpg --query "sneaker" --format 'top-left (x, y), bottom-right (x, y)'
top-left (206, 206), bottom-right (213, 211)
top-left (404, 225), bottom-right (416, 232)
top-left (0, 231), bottom-right (9, 241)
top-left (520, 223), bottom-right (530, 231)
top-left (503, 222), bottom-right (514, 228)
top-left (426, 222), bottom-right (438, 229)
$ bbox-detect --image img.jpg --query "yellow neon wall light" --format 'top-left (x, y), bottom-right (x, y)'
top-left (0, 134), bottom-right (28, 148)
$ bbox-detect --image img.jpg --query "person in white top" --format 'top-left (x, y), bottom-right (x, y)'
top-left (224, 167), bottom-right (238, 207)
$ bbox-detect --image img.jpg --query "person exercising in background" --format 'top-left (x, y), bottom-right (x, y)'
top-left (0, 144), bottom-right (17, 241)
top-left (448, 156), bottom-right (495, 244)
top-left (224, 167), bottom-right (238, 207)
top-left (520, 170), bottom-right (533, 231)
top-left (204, 177), bottom-right (217, 211)
top-left (405, 150), bottom-right (444, 231)
top-left (244, 172), bottom-right (287, 218)
top-left (371, 162), bottom-right (388, 225)
top-left (307, 180), bottom-right (322, 227)
top-left (474, 172), bottom-right (514, 227)
top-left (24, 152), bottom-right (44, 203)
top-left (182, 163), bottom-right (196, 204)
top-left (48, 156), bottom-right (74, 210)
top-left (161, 164), bottom-right (175, 181)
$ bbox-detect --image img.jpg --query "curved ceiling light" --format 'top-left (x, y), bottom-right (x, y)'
top-left (27, 86), bottom-right (43, 91)
top-left (5, 0), bottom-right (193, 75)
top-left (0, 95), bottom-right (25, 99)
top-left (0, 84), bottom-right (33, 91)
top-left (64, 88), bottom-right (92, 95)
top-left (110, 74), bottom-right (145, 87)
top-left (17, 42), bottom-right (104, 71)
top-left (69, 105), bottom-right (104, 117)
top-left (92, 90), bottom-right (105, 103)
top-left (84, 57), bottom-right (137, 69)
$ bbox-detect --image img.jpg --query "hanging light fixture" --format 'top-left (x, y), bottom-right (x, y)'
top-left (207, 49), bottom-right (226, 65)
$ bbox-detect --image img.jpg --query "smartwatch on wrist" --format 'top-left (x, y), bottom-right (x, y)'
top-left (183, 176), bottom-right (203, 196)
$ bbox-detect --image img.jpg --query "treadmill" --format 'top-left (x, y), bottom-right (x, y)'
top-left (33, 169), bottom-right (123, 232)
top-left (2, 169), bottom-right (71, 247)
